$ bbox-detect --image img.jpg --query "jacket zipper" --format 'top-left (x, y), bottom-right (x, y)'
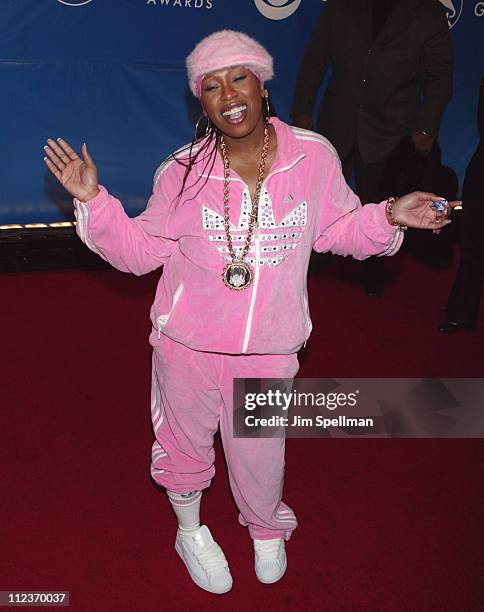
top-left (242, 225), bottom-right (261, 353)
top-left (157, 283), bottom-right (184, 339)
top-left (240, 155), bottom-right (306, 353)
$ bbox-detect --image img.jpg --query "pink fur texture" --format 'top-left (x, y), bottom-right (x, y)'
top-left (186, 30), bottom-right (274, 97)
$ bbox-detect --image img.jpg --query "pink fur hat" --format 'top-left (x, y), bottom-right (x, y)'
top-left (186, 30), bottom-right (274, 97)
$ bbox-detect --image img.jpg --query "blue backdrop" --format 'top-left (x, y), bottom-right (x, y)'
top-left (1, 0), bottom-right (482, 223)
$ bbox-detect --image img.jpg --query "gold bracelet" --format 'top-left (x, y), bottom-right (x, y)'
top-left (385, 197), bottom-right (407, 232)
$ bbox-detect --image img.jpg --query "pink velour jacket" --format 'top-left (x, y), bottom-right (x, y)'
top-left (74, 118), bottom-right (403, 355)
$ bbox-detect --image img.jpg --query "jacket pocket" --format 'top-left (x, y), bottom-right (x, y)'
top-left (157, 283), bottom-right (184, 338)
top-left (303, 291), bottom-right (313, 335)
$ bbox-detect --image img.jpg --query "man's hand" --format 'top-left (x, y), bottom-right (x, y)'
top-left (411, 131), bottom-right (435, 155)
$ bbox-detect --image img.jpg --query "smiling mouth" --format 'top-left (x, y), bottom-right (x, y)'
top-left (222, 104), bottom-right (248, 123)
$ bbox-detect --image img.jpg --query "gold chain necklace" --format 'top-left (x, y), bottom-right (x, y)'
top-left (219, 124), bottom-right (270, 290)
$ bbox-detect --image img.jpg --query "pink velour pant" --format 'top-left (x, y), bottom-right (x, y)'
top-left (149, 333), bottom-right (299, 541)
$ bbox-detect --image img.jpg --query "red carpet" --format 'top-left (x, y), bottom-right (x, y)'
top-left (1, 250), bottom-right (483, 611)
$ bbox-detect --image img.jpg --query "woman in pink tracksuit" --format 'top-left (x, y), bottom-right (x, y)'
top-left (44, 30), bottom-right (456, 594)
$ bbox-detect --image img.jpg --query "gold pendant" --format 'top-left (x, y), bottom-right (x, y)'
top-left (222, 261), bottom-right (254, 291)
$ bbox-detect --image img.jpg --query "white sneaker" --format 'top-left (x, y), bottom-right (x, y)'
top-left (253, 538), bottom-right (287, 584)
top-left (175, 525), bottom-right (233, 594)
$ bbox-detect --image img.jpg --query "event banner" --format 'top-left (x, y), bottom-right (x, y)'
top-left (1, 1), bottom-right (483, 223)
top-left (233, 378), bottom-right (484, 438)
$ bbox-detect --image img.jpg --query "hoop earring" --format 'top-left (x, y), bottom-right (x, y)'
top-left (263, 90), bottom-right (271, 121)
top-left (194, 114), bottom-right (212, 141)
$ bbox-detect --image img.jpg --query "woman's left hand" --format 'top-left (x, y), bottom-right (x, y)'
top-left (390, 192), bottom-right (462, 234)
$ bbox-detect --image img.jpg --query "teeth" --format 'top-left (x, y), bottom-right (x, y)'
top-left (223, 105), bottom-right (247, 117)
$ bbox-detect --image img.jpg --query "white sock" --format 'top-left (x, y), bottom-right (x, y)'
top-left (167, 490), bottom-right (202, 534)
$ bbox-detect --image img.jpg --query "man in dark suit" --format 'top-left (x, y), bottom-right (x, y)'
top-left (439, 75), bottom-right (484, 332)
top-left (292, 0), bottom-right (453, 296)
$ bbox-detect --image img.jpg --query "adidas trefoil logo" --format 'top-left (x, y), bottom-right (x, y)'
top-left (202, 187), bottom-right (306, 231)
top-left (202, 188), bottom-right (307, 268)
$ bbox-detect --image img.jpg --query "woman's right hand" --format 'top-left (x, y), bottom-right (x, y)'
top-left (44, 138), bottom-right (100, 202)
